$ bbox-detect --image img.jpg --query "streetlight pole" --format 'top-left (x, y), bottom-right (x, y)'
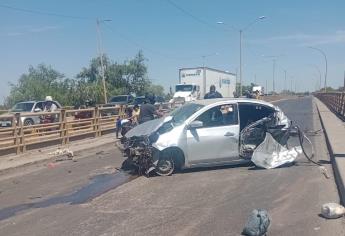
top-left (96, 18), bottom-right (112, 104)
top-left (217, 16), bottom-right (266, 96)
top-left (308, 46), bottom-right (328, 92)
top-left (309, 64), bottom-right (322, 91)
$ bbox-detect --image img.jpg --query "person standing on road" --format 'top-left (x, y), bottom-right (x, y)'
top-left (138, 94), bottom-right (163, 124)
top-left (204, 85), bottom-right (223, 99)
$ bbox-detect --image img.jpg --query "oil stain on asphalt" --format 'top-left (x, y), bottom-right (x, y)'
top-left (0, 171), bottom-right (136, 221)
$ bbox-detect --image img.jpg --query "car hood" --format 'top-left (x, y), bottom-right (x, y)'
top-left (125, 117), bottom-right (169, 138)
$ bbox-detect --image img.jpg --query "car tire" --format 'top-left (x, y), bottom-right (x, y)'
top-left (155, 156), bottom-right (175, 176)
top-left (155, 149), bottom-right (177, 176)
top-left (23, 119), bottom-right (34, 126)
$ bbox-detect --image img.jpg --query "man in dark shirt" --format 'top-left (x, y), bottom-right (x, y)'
top-left (204, 85), bottom-right (223, 99)
top-left (138, 95), bottom-right (162, 124)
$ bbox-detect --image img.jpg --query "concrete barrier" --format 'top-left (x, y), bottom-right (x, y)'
top-left (315, 97), bottom-right (345, 204)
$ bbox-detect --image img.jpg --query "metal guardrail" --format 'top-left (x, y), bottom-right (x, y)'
top-left (0, 106), bottom-right (126, 155)
top-left (315, 92), bottom-right (345, 120)
top-left (0, 103), bottom-right (173, 155)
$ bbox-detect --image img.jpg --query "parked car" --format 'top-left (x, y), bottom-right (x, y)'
top-left (105, 95), bottom-right (134, 107)
top-left (133, 96), bottom-right (146, 106)
top-left (122, 98), bottom-right (289, 176)
top-left (155, 96), bottom-right (165, 104)
top-left (0, 100), bottom-right (62, 127)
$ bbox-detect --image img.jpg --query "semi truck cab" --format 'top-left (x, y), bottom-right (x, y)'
top-left (173, 84), bottom-right (200, 105)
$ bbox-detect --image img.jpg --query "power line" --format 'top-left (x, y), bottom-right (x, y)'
top-left (103, 22), bottom-right (197, 61)
top-left (0, 4), bottom-right (93, 20)
top-left (165, 0), bottom-right (219, 31)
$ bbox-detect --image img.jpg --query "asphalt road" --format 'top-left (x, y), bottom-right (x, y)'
top-left (0, 96), bottom-right (344, 235)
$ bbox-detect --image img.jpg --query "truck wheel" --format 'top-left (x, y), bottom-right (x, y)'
top-left (24, 119), bottom-right (34, 126)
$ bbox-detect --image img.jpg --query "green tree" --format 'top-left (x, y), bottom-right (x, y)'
top-left (5, 64), bottom-right (66, 107)
top-left (145, 83), bottom-right (165, 97)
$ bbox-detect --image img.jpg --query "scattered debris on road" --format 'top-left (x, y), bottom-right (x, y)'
top-left (49, 148), bottom-right (74, 157)
top-left (28, 196), bottom-right (42, 200)
top-left (47, 162), bottom-right (58, 168)
top-left (242, 209), bottom-right (271, 236)
top-left (321, 203), bottom-right (345, 219)
top-left (319, 166), bottom-right (331, 179)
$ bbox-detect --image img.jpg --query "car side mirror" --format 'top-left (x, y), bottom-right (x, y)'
top-left (188, 120), bottom-right (203, 129)
top-left (34, 108), bottom-right (41, 112)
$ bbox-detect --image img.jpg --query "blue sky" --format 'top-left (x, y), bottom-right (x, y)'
top-left (1, 0), bottom-right (345, 102)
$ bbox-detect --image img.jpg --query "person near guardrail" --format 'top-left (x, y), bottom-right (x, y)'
top-left (43, 96), bottom-right (57, 112)
top-left (130, 105), bottom-right (140, 125)
top-left (138, 94), bottom-right (163, 124)
top-left (42, 96), bottom-right (58, 123)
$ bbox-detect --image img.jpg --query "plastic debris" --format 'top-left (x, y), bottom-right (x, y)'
top-left (319, 166), bottom-right (330, 179)
top-left (251, 133), bottom-right (302, 169)
top-left (49, 148), bottom-right (74, 160)
top-left (242, 209), bottom-right (271, 236)
top-left (321, 203), bottom-right (345, 219)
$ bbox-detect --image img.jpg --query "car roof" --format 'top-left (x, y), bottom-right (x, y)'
top-left (192, 98), bottom-right (276, 108)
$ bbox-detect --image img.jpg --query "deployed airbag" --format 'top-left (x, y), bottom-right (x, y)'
top-left (251, 132), bottom-right (302, 169)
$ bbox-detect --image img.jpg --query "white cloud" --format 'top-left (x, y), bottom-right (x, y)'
top-left (249, 30), bottom-right (345, 46)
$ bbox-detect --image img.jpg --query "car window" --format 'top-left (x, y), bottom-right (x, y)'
top-left (109, 96), bottom-right (128, 103)
top-left (195, 104), bottom-right (238, 128)
top-left (52, 101), bottom-right (60, 108)
top-left (11, 102), bottom-right (35, 112)
top-left (238, 103), bottom-right (276, 130)
top-left (35, 102), bottom-right (44, 111)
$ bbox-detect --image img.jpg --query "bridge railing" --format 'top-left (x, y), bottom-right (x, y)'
top-left (314, 92), bottom-right (345, 120)
top-left (0, 103), bottom-right (173, 156)
top-left (0, 106), bottom-right (126, 155)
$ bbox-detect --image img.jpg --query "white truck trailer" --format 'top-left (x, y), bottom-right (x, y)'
top-left (172, 67), bottom-right (236, 104)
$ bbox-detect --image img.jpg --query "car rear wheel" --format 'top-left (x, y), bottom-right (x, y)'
top-left (24, 119), bottom-right (34, 126)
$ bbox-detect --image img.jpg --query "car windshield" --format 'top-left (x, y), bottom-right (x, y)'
top-left (11, 102), bottom-right (34, 112)
top-left (176, 85), bottom-right (193, 92)
top-left (170, 103), bottom-right (204, 125)
top-left (109, 96), bottom-right (128, 103)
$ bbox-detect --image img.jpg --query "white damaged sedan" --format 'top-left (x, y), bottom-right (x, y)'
top-left (122, 98), bottom-right (290, 176)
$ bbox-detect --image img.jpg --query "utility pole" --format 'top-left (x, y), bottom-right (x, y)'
top-left (272, 59), bottom-right (276, 94)
top-left (284, 70), bottom-right (287, 94)
top-left (290, 78), bottom-right (293, 95)
top-left (239, 30), bottom-right (243, 96)
top-left (254, 74), bottom-right (257, 84)
top-left (96, 18), bottom-right (108, 104)
top-left (265, 79), bottom-right (268, 95)
top-left (343, 71), bottom-right (345, 92)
